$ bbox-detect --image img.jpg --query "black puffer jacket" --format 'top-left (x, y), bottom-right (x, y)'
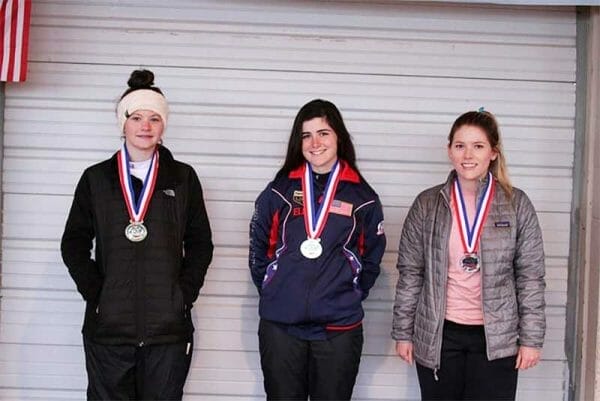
top-left (61, 145), bottom-right (213, 346)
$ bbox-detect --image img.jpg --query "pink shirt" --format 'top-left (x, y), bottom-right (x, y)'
top-left (445, 192), bottom-right (484, 325)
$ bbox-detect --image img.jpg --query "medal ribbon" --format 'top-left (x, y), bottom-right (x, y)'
top-left (301, 161), bottom-right (341, 239)
top-left (451, 171), bottom-right (495, 254)
top-left (117, 143), bottom-right (159, 223)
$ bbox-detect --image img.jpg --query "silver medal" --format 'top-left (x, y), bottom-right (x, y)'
top-left (118, 144), bottom-right (159, 245)
top-left (300, 238), bottom-right (323, 259)
top-left (452, 172), bottom-right (494, 275)
top-left (460, 253), bottom-right (480, 273)
top-left (125, 222), bottom-right (148, 242)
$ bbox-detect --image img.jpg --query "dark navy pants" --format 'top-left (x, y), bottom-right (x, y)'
top-left (258, 319), bottom-right (363, 401)
top-left (83, 337), bottom-right (193, 400)
top-left (416, 320), bottom-right (518, 401)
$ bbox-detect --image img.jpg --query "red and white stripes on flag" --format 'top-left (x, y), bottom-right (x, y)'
top-left (0, 0), bottom-right (31, 82)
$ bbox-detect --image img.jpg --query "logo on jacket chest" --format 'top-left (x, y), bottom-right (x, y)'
top-left (293, 190), bottom-right (303, 206)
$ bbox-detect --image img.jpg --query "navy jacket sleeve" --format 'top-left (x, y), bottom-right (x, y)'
top-left (180, 168), bottom-right (214, 307)
top-left (248, 185), bottom-right (277, 292)
top-left (60, 170), bottom-right (103, 302)
top-left (358, 197), bottom-right (386, 298)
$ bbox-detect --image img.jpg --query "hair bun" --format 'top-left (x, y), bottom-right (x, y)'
top-left (127, 69), bottom-right (155, 90)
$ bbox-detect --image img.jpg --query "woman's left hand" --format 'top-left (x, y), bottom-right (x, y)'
top-left (515, 346), bottom-right (541, 370)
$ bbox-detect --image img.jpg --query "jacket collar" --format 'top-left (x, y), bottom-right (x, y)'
top-left (441, 169), bottom-right (494, 203)
top-left (110, 144), bottom-right (178, 190)
top-left (288, 160), bottom-right (360, 184)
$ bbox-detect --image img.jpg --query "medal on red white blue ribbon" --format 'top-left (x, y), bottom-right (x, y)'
top-left (451, 171), bottom-right (495, 273)
top-left (117, 144), bottom-right (159, 242)
top-left (300, 161), bottom-right (341, 259)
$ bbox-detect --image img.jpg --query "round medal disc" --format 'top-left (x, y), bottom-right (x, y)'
top-left (460, 253), bottom-right (480, 273)
top-left (300, 238), bottom-right (322, 259)
top-left (125, 222), bottom-right (148, 242)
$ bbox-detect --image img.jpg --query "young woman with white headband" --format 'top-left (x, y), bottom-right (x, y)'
top-left (61, 69), bottom-right (213, 400)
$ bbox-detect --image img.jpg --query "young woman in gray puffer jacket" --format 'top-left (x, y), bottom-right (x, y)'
top-left (391, 109), bottom-right (545, 401)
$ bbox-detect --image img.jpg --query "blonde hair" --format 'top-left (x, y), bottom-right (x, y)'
top-left (448, 110), bottom-right (513, 198)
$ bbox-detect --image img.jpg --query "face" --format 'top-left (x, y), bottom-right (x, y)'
top-left (301, 117), bottom-right (338, 174)
top-left (448, 124), bottom-right (498, 185)
top-left (123, 109), bottom-right (164, 157)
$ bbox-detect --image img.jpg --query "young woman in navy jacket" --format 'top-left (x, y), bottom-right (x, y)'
top-left (249, 99), bottom-right (386, 400)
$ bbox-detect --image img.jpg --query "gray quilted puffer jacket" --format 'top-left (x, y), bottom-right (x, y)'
top-left (391, 171), bottom-right (546, 370)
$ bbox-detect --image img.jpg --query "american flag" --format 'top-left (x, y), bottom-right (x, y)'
top-left (330, 199), bottom-right (353, 217)
top-left (0, 0), bottom-right (31, 82)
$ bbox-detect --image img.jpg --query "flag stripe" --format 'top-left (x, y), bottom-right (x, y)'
top-left (1, 0), bottom-right (12, 81)
top-left (13, 0), bottom-right (24, 80)
top-left (7, 0), bottom-right (18, 81)
top-left (19, 0), bottom-right (30, 80)
top-left (0, 0), bottom-right (31, 82)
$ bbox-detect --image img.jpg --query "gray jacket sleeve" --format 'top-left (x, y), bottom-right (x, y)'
top-left (513, 189), bottom-right (546, 348)
top-left (391, 194), bottom-right (427, 341)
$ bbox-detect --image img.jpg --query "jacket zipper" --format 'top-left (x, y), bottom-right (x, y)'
top-left (480, 245), bottom-right (490, 361)
top-left (305, 187), bottom-right (324, 322)
top-left (305, 254), bottom-right (320, 322)
top-left (135, 241), bottom-right (146, 347)
top-left (475, 182), bottom-right (491, 361)
top-left (433, 192), bottom-right (452, 381)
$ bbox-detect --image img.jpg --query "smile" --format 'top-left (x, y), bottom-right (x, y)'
top-left (310, 150), bottom-right (327, 155)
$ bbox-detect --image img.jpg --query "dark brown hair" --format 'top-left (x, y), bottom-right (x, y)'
top-left (119, 69), bottom-right (164, 100)
top-left (276, 99), bottom-right (360, 178)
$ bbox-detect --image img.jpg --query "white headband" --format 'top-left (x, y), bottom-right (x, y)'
top-left (117, 89), bottom-right (169, 132)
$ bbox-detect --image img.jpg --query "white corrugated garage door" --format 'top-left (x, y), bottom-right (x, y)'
top-left (0, 1), bottom-right (574, 400)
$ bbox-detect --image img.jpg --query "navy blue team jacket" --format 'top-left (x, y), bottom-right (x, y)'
top-left (249, 161), bottom-right (386, 337)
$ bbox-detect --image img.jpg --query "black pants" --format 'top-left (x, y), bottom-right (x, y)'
top-left (258, 319), bottom-right (363, 401)
top-left (416, 320), bottom-right (518, 401)
top-left (83, 337), bottom-right (193, 401)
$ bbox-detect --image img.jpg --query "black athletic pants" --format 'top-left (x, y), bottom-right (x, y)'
top-left (258, 319), bottom-right (364, 401)
top-left (416, 320), bottom-right (518, 401)
top-left (83, 337), bottom-right (193, 401)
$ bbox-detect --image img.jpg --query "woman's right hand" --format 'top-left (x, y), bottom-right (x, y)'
top-left (396, 341), bottom-right (414, 365)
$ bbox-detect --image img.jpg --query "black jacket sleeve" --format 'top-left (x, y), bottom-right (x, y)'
top-left (61, 171), bottom-right (103, 302)
top-left (179, 169), bottom-right (214, 307)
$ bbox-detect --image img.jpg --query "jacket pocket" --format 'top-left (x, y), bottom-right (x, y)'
top-left (94, 282), bottom-right (105, 315)
top-left (261, 261), bottom-right (279, 290)
top-left (343, 249), bottom-right (363, 292)
top-left (172, 282), bottom-right (186, 318)
top-left (496, 279), bottom-right (519, 321)
top-left (94, 285), bottom-right (133, 331)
